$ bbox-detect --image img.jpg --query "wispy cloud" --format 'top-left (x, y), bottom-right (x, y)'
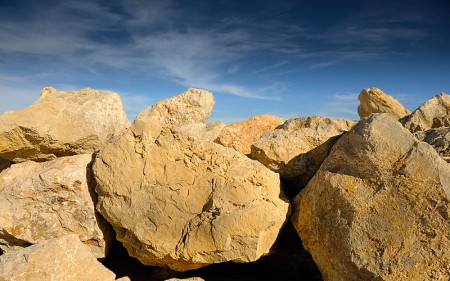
top-left (315, 92), bottom-right (360, 120)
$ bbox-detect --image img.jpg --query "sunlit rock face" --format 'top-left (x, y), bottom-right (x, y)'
top-left (292, 114), bottom-right (450, 280)
top-left (357, 87), bottom-right (410, 119)
top-left (401, 93), bottom-right (450, 133)
top-left (0, 87), bottom-right (130, 163)
top-left (0, 154), bottom-right (113, 259)
top-left (93, 117), bottom-right (290, 271)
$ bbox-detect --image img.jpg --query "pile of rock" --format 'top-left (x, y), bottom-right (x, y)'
top-left (1, 85), bottom-right (449, 281)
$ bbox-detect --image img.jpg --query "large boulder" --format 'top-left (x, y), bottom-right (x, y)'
top-left (0, 154), bottom-right (112, 258)
top-left (0, 87), bottom-right (130, 163)
top-left (136, 88), bottom-right (214, 126)
top-left (401, 93), bottom-right (450, 132)
top-left (250, 116), bottom-right (355, 192)
top-left (415, 127), bottom-right (450, 163)
top-left (291, 114), bottom-right (450, 280)
top-left (214, 115), bottom-right (284, 155)
top-left (357, 87), bottom-right (410, 119)
top-left (179, 121), bottom-right (226, 142)
top-left (93, 118), bottom-right (290, 271)
top-left (0, 234), bottom-right (119, 281)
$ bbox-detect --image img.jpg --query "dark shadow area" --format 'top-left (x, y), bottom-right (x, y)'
top-left (280, 135), bottom-right (341, 198)
top-left (103, 222), bottom-right (322, 281)
top-left (0, 157), bottom-right (12, 173)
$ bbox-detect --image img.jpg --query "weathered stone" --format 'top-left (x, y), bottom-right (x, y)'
top-left (401, 93), bottom-right (450, 133)
top-left (357, 87), bottom-right (410, 119)
top-left (215, 115), bottom-right (284, 155)
top-left (415, 127), bottom-right (450, 163)
top-left (93, 118), bottom-right (290, 271)
top-left (0, 234), bottom-right (118, 281)
top-left (180, 121), bottom-right (226, 142)
top-left (0, 154), bottom-right (112, 258)
top-left (292, 113), bottom-right (450, 280)
top-left (136, 88), bottom-right (214, 126)
top-left (0, 87), bottom-right (130, 162)
top-left (250, 116), bottom-right (355, 191)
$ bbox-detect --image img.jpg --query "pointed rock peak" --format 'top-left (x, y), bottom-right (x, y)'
top-left (357, 87), bottom-right (410, 119)
top-left (39, 86), bottom-right (58, 100)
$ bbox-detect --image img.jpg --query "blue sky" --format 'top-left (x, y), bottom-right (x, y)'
top-left (1, 0), bottom-right (449, 123)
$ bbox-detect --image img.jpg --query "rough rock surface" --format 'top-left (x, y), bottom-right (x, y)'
top-left (401, 93), bottom-right (450, 133)
top-left (0, 234), bottom-right (118, 281)
top-left (136, 88), bottom-right (214, 126)
top-left (357, 87), bottom-right (410, 119)
top-left (214, 115), bottom-right (284, 155)
top-left (165, 278), bottom-right (205, 281)
top-left (93, 118), bottom-right (290, 271)
top-left (415, 127), bottom-right (450, 163)
top-left (0, 154), bottom-right (112, 258)
top-left (0, 87), bottom-right (130, 162)
top-left (250, 116), bottom-right (355, 189)
top-left (180, 121), bottom-right (226, 142)
top-left (291, 114), bottom-right (450, 280)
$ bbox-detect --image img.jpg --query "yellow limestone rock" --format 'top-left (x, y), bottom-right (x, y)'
top-left (136, 88), bottom-right (214, 126)
top-left (401, 93), bottom-right (450, 132)
top-left (250, 116), bottom-right (355, 188)
top-left (215, 115), bottom-right (284, 155)
top-left (179, 121), bottom-right (226, 142)
top-left (357, 87), bottom-right (410, 119)
top-left (292, 113), bottom-right (450, 280)
top-left (415, 127), bottom-right (450, 163)
top-left (0, 87), bottom-right (130, 162)
top-left (0, 234), bottom-right (118, 281)
top-left (93, 117), bottom-right (290, 271)
top-left (0, 154), bottom-right (112, 258)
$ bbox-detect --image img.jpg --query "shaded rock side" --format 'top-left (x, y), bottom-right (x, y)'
top-left (0, 234), bottom-right (118, 281)
top-left (291, 113), bottom-right (450, 280)
top-left (0, 158), bottom-right (11, 173)
top-left (357, 87), bottom-right (410, 119)
top-left (0, 87), bottom-right (130, 163)
top-left (415, 127), bottom-right (450, 163)
top-left (214, 115), bottom-right (284, 155)
top-left (179, 121), bottom-right (226, 142)
top-left (250, 116), bottom-right (355, 188)
top-left (401, 93), bottom-right (450, 133)
top-left (136, 88), bottom-right (214, 126)
top-left (0, 154), bottom-right (112, 258)
top-left (93, 118), bottom-right (290, 271)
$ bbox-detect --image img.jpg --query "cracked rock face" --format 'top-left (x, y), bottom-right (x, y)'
top-left (250, 116), bottom-right (355, 188)
top-left (292, 114), bottom-right (450, 280)
top-left (0, 234), bottom-right (118, 281)
top-left (0, 87), bottom-right (130, 163)
top-left (415, 127), bottom-right (450, 163)
top-left (357, 87), bottom-right (410, 119)
top-left (93, 118), bottom-right (290, 271)
top-left (179, 121), bottom-right (226, 142)
top-left (0, 154), bottom-right (113, 258)
top-left (401, 93), bottom-right (450, 133)
top-left (136, 88), bottom-right (214, 126)
top-left (214, 115), bottom-right (284, 155)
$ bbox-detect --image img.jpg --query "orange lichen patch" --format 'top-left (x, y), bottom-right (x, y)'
top-left (342, 184), bottom-right (357, 192)
top-left (9, 225), bottom-right (24, 236)
top-left (83, 239), bottom-right (100, 246)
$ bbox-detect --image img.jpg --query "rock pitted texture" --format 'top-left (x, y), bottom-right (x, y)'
top-left (180, 121), bottom-right (226, 142)
top-left (93, 118), bottom-right (290, 271)
top-left (0, 87), bottom-right (130, 163)
top-left (214, 115), bottom-right (284, 155)
top-left (292, 114), bottom-right (450, 280)
top-left (136, 88), bottom-right (214, 126)
top-left (415, 127), bottom-right (450, 163)
top-left (357, 87), bottom-right (410, 119)
top-left (0, 234), bottom-right (118, 281)
top-left (401, 93), bottom-right (450, 133)
top-left (0, 154), bottom-right (112, 258)
top-left (250, 116), bottom-right (355, 188)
